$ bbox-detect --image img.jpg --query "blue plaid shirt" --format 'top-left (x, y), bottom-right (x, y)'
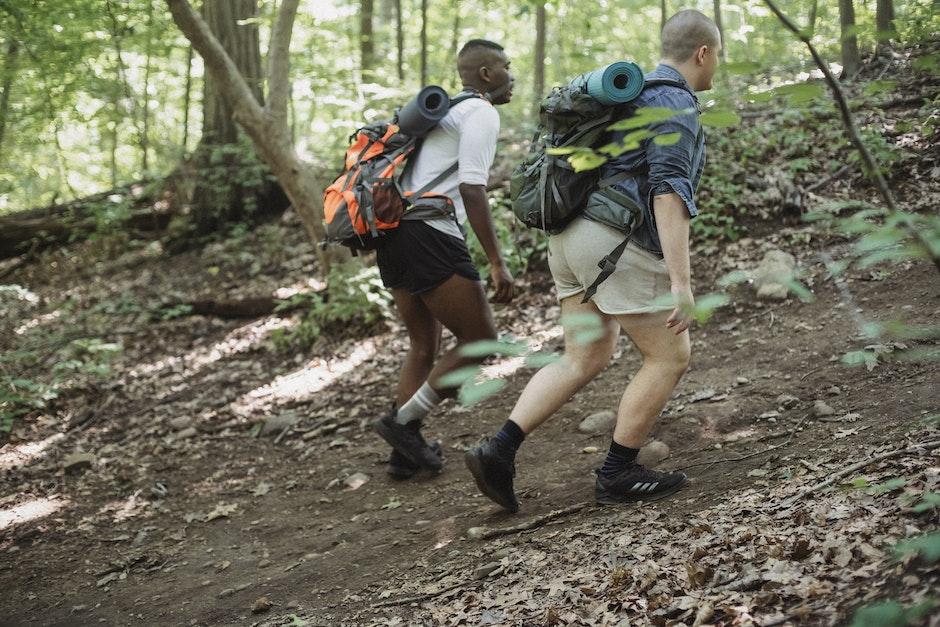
top-left (587, 64), bottom-right (706, 256)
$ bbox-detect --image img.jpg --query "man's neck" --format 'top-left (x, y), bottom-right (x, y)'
top-left (659, 59), bottom-right (697, 91)
top-left (461, 84), bottom-right (484, 95)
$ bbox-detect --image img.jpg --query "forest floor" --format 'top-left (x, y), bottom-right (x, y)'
top-left (2, 55), bottom-right (940, 626)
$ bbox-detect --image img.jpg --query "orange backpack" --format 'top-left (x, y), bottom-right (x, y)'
top-left (323, 93), bottom-right (482, 250)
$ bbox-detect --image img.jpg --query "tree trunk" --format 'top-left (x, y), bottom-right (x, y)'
top-left (420, 0), bottom-right (428, 86)
top-left (141, 0), bottom-right (154, 172)
top-left (0, 39), bottom-right (18, 167)
top-left (713, 0), bottom-right (726, 60)
top-left (838, 0), bottom-right (861, 79)
top-left (395, 0), bottom-right (404, 81)
top-left (533, 2), bottom-right (546, 112)
top-left (876, 0), bottom-right (896, 43)
top-left (181, 44), bottom-right (193, 157)
top-left (166, 0), bottom-right (346, 271)
top-left (660, 0), bottom-right (667, 33)
top-left (807, 0), bottom-right (818, 35)
top-left (189, 0), bottom-right (283, 235)
top-left (360, 0), bottom-right (375, 81)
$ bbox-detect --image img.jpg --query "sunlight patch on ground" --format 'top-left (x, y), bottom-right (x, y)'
top-left (230, 339), bottom-right (378, 417)
top-left (0, 497), bottom-right (68, 531)
top-left (0, 433), bottom-right (65, 471)
top-left (480, 325), bottom-right (565, 380)
top-left (273, 277), bottom-right (327, 300)
top-left (97, 490), bottom-right (148, 523)
top-left (127, 317), bottom-right (294, 379)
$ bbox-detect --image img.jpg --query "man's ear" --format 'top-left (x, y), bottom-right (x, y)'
top-left (695, 45), bottom-right (708, 66)
top-left (479, 65), bottom-right (491, 83)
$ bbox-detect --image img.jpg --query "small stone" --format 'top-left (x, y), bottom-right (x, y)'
top-left (636, 440), bottom-right (670, 467)
top-left (813, 400), bottom-right (836, 417)
top-left (62, 452), bottom-right (95, 473)
top-left (218, 588), bottom-right (235, 598)
top-left (581, 446), bottom-right (600, 454)
top-left (577, 410), bottom-right (616, 434)
top-left (827, 386), bottom-right (841, 396)
top-left (251, 596), bottom-right (272, 614)
top-left (467, 527), bottom-right (486, 540)
top-left (753, 249), bottom-right (797, 301)
top-left (473, 562), bottom-right (501, 580)
top-left (343, 472), bottom-right (370, 490)
top-left (735, 377), bottom-right (750, 385)
top-left (169, 416), bottom-right (194, 431)
top-left (71, 605), bottom-right (88, 613)
top-left (175, 427), bottom-right (198, 440)
top-left (775, 394), bottom-right (799, 409)
top-left (260, 412), bottom-right (299, 436)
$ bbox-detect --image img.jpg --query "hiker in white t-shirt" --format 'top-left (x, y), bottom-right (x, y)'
top-left (372, 39), bottom-right (516, 477)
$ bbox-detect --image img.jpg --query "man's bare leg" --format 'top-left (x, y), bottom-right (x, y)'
top-left (611, 310), bottom-right (691, 447)
top-left (507, 295), bottom-right (619, 433)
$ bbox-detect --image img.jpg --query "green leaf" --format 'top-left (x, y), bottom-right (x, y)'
top-left (843, 350), bottom-right (879, 371)
top-left (717, 270), bottom-right (750, 288)
top-left (572, 328), bottom-right (606, 345)
top-left (851, 600), bottom-right (937, 627)
top-left (459, 340), bottom-right (528, 358)
top-left (546, 146), bottom-right (578, 155)
top-left (893, 532), bottom-right (940, 564)
top-left (691, 292), bottom-right (730, 323)
top-left (868, 478), bottom-right (906, 495)
top-left (560, 312), bottom-right (604, 329)
top-left (774, 82), bottom-right (825, 106)
top-left (722, 61), bottom-right (762, 75)
top-left (607, 107), bottom-right (686, 131)
top-left (865, 80), bottom-right (898, 96)
top-left (699, 110), bottom-right (740, 128)
top-left (912, 492), bottom-right (940, 513)
top-left (459, 378), bottom-right (507, 406)
top-left (783, 278), bottom-right (815, 303)
top-left (568, 151), bottom-right (607, 172)
top-left (436, 366), bottom-right (481, 388)
top-left (653, 132), bottom-right (681, 146)
top-left (524, 352), bottom-right (561, 368)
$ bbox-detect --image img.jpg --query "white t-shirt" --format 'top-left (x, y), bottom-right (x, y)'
top-left (400, 93), bottom-right (500, 240)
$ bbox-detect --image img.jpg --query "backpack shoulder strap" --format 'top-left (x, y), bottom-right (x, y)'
top-left (641, 78), bottom-right (696, 99)
top-left (449, 92), bottom-right (485, 107)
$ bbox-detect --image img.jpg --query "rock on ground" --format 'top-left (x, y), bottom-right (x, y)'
top-left (753, 249), bottom-right (797, 300)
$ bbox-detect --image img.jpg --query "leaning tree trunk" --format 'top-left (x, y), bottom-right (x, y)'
top-left (394, 0), bottom-right (404, 80)
top-left (660, 0), bottom-right (667, 33)
top-left (360, 0), bottom-right (374, 82)
top-left (0, 39), bottom-right (18, 167)
top-left (167, 0), bottom-right (347, 271)
top-left (419, 0), bottom-right (428, 86)
top-left (713, 0), bottom-right (727, 60)
top-left (838, 0), bottom-right (861, 79)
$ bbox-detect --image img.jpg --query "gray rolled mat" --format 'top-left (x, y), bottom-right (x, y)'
top-left (397, 85), bottom-right (450, 137)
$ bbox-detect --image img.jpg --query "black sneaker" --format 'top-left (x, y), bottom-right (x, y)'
top-left (373, 414), bottom-right (443, 471)
top-left (464, 438), bottom-right (519, 513)
top-left (595, 463), bottom-right (688, 505)
top-left (387, 441), bottom-right (443, 479)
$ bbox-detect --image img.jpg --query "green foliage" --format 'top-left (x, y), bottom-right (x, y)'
top-left (894, 532), bottom-right (940, 564)
top-left (467, 188), bottom-right (546, 277)
top-left (271, 266), bottom-right (390, 350)
top-left (851, 600), bottom-right (936, 627)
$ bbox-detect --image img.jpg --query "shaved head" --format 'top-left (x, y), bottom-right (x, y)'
top-left (456, 39), bottom-right (514, 104)
top-left (661, 9), bottom-right (720, 63)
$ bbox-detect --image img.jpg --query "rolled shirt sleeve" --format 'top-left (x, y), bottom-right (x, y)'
top-left (456, 105), bottom-right (500, 186)
top-left (644, 95), bottom-right (701, 218)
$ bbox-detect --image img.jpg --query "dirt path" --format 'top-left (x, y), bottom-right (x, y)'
top-left (2, 222), bottom-right (938, 626)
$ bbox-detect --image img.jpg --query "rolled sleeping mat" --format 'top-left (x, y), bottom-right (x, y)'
top-left (583, 61), bottom-right (645, 105)
top-left (397, 85), bottom-right (450, 137)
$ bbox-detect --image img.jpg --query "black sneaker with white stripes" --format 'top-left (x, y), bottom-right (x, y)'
top-left (594, 463), bottom-right (688, 505)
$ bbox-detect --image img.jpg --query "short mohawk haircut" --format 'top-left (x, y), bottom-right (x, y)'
top-left (458, 39), bottom-right (504, 58)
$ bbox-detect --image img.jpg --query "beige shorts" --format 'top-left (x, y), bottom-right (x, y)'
top-left (547, 217), bottom-right (672, 315)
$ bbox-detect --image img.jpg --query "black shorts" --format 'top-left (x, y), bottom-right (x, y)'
top-left (376, 220), bottom-right (481, 294)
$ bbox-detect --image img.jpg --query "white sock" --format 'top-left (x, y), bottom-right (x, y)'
top-left (395, 382), bottom-right (443, 425)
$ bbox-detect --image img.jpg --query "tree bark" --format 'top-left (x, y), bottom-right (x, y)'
top-left (533, 2), bottom-right (546, 113)
top-left (660, 0), bottom-right (667, 33)
top-left (838, 0), bottom-right (861, 79)
top-left (166, 0), bottom-right (346, 271)
top-left (395, 0), bottom-right (404, 81)
top-left (0, 38), bottom-right (18, 167)
top-left (713, 0), bottom-right (726, 60)
top-left (181, 44), bottom-right (193, 157)
top-left (141, 0), bottom-right (154, 172)
top-left (420, 0), bottom-right (428, 86)
top-left (360, 0), bottom-right (375, 81)
top-left (807, 0), bottom-right (818, 35)
top-left (876, 0), bottom-right (896, 43)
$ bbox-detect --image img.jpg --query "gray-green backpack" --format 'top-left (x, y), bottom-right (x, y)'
top-left (510, 78), bottom-right (692, 302)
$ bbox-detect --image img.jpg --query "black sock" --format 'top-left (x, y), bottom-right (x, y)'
top-left (599, 441), bottom-right (639, 477)
top-left (493, 420), bottom-right (526, 453)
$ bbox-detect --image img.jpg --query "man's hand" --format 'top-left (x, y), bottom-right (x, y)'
top-left (666, 284), bottom-right (694, 334)
top-left (489, 262), bottom-right (515, 304)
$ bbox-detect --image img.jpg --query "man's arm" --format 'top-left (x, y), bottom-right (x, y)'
top-left (460, 182), bottom-right (514, 303)
top-left (653, 192), bottom-right (693, 334)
